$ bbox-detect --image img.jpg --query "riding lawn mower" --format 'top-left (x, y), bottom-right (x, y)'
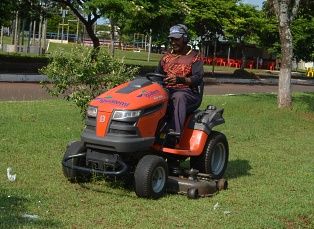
top-left (62, 73), bottom-right (229, 199)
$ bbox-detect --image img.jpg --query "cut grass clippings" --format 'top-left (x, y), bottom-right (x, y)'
top-left (0, 93), bottom-right (313, 228)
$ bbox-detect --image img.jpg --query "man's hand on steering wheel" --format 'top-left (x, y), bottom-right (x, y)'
top-left (164, 76), bottom-right (186, 85)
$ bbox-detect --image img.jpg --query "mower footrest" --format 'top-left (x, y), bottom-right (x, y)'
top-left (162, 147), bottom-right (192, 156)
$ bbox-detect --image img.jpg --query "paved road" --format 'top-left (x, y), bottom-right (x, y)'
top-left (0, 82), bottom-right (314, 101)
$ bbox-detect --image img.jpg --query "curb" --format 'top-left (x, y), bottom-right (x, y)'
top-left (1, 73), bottom-right (314, 86)
top-left (0, 74), bottom-right (49, 82)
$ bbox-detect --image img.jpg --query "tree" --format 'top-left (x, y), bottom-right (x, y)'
top-left (182, 0), bottom-right (238, 63)
top-left (291, 0), bottom-right (314, 62)
top-left (268, 0), bottom-right (300, 108)
top-left (0, 0), bottom-right (17, 27)
top-left (223, 3), bottom-right (264, 68)
top-left (185, 0), bottom-right (237, 39)
top-left (125, 0), bottom-right (186, 49)
top-left (47, 0), bottom-right (195, 52)
top-left (258, 3), bottom-right (280, 60)
top-left (52, 0), bottom-right (102, 49)
top-left (261, 0), bottom-right (314, 65)
top-left (93, 0), bottom-right (134, 56)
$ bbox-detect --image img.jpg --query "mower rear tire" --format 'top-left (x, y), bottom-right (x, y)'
top-left (62, 141), bottom-right (91, 183)
top-left (134, 155), bottom-right (168, 199)
top-left (190, 131), bottom-right (229, 179)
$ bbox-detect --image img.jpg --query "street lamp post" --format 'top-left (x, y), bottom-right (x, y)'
top-left (212, 33), bottom-right (218, 76)
top-left (60, 8), bottom-right (68, 43)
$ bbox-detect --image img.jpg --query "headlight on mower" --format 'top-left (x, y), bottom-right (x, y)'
top-left (112, 110), bottom-right (141, 120)
top-left (87, 106), bottom-right (98, 118)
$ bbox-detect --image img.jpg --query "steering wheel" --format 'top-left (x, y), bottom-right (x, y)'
top-left (145, 72), bottom-right (166, 83)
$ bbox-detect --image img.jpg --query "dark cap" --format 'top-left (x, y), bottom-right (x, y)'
top-left (168, 24), bottom-right (188, 39)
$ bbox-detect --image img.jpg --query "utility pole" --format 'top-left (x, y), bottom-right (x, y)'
top-left (38, 14), bottom-right (42, 54)
top-left (61, 11), bottom-right (65, 43)
top-left (42, 18), bottom-right (47, 54)
top-left (147, 29), bottom-right (152, 62)
top-left (60, 8), bottom-right (68, 43)
top-left (212, 34), bottom-right (217, 76)
top-left (14, 11), bottom-right (19, 52)
top-left (32, 20), bottom-right (36, 45)
top-left (27, 21), bottom-right (32, 53)
top-left (0, 26), bottom-right (3, 51)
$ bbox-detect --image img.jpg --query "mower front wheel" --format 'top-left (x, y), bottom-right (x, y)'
top-left (134, 155), bottom-right (168, 199)
top-left (62, 141), bottom-right (91, 183)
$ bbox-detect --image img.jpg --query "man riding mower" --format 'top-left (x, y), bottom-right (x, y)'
top-left (62, 25), bottom-right (229, 199)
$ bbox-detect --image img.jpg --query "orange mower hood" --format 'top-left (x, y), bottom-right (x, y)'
top-left (89, 78), bottom-right (168, 112)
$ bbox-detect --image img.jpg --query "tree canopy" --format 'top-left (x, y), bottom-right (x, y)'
top-left (185, 0), bottom-right (237, 39)
top-left (292, 0), bottom-right (314, 61)
top-left (0, 0), bottom-right (17, 27)
top-left (1, 0), bottom-right (313, 63)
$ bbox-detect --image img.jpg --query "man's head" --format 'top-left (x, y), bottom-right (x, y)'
top-left (168, 24), bottom-right (188, 43)
top-left (168, 24), bottom-right (189, 54)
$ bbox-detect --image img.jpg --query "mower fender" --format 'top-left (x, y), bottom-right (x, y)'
top-left (188, 108), bottom-right (225, 135)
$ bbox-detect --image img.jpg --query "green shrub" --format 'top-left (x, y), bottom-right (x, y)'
top-left (40, 46), bottom-right (139, 116)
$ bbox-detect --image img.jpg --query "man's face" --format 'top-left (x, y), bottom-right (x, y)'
top-left (170, 37), bottom-right (185, 53)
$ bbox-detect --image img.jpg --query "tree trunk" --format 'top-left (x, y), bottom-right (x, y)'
top-left (85, 22), bottom-right (100, 49)
top-left (271, 0), bottom-right (300, 108)
top-left (110, 19), bottom-right (115, 57)
top-left (56, 0), bottom-right (101, 50)
top-left (277, 5), bottom-right (293, 108)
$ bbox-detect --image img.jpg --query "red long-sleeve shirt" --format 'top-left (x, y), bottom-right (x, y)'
top-left (156, 49), bottom-right (204, 89)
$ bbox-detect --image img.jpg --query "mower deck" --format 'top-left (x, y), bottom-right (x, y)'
top-left (166, 170), bottom-right (228, 199)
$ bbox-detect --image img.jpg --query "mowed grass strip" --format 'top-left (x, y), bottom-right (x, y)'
top-left (0, 93), bottom-right (313, 228)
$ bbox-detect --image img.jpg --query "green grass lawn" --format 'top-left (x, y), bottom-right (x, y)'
top-left (0, 93), bottom-right (313, 228)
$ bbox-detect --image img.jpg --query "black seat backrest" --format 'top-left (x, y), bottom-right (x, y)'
top-left (198, 81), bottom-right (204, 97)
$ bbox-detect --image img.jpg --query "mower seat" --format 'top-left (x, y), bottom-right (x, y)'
top-left (187, 81), bottom-right (204, 114)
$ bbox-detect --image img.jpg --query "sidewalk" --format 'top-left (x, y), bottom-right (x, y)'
top-left (1, 72), bottom-right (314, 86)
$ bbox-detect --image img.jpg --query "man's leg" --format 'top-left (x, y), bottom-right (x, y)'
top-left (170, 88), bottom-right (201, 134)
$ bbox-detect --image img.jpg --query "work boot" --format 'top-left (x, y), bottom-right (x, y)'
top-left (164, 135), bottom-right (177, 148)
top-left (164, 129), bottom-right (180, 148)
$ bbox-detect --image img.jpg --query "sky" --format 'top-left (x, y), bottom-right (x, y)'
top-left (241, 0), bottom-right (264, 8)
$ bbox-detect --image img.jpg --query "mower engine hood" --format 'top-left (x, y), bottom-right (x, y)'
top-left (89, 77), bottom-right (168, 112)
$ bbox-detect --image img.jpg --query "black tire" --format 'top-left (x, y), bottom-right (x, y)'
top-left (190, 131), bottom-right (229, 179)
top-left (62, 141), bottom-right (91, 183)
top-left (134, 155), bottom-right (168, 199)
